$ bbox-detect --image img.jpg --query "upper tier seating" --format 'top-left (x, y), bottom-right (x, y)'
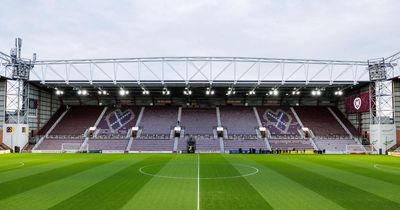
top-left (181, 108), bottom-right (217, 135)
top-left (294, 106), bottom-right (348, 138)
top-left (140, 106), bottom-right (177, 135)
top-left (50, 106), bottom-right (103, 135)
top-left (219, 106), bottom-right (258, 135)
top-left (97, 106), bottom-right (141, 135)
top-left (331, 107), bottom-right (360, 137)
top-left (257, 106), bottom-right (301, 138)
top-left (37, 106), bottom-right (66, 135)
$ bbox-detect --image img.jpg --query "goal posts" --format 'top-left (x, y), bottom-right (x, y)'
top-left (345, 144), bottom-right (376, 154)
top-left (61, 143), bottom-right (88, 153)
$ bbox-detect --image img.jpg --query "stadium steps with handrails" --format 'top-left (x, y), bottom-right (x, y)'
top-left (94, 106), bottom-right (108, 131)
top-left (32, 106), bottom-right (70, 151)
top-left (219, 137), bottom-right (225, 153)
top-left (134, 107), bottom-right (145, 137)
top-left (291, 107), bottom-right (318, 150)
top-left (177, 107), bottom-right (182, 123)
top-left (253, 107), bottom-right (263, 127)
top-left (21, 143), bottom-right (30, 152)
top-left (387, 143), bottom-right (400, 152)
top-left (80, 130), bottom-right (90, 151)
top-left (327, 107), bottom-right (353, 139)
top-left (289, 107), bottom-right (318, 150)
top-left (263, 137), bottom-right (272, 151)
top-left (0, 143), bottom-right (11, 151)
top-left (308, 138), bottom-right (319, 150)
top-left (216, 107), bottom-right (222, 127)
top-left (126, 136), bottom-right (134, 151)
top-left (81, 106), bottom-right (109, 151)
top-left (290, 107), bottom-right (305, 129)
top-left (80, 106), bottom-right (110, 151)
top-left (254, 107), bottom-right (273, 149)
top-left (173, 137), bottom-right (179, 152)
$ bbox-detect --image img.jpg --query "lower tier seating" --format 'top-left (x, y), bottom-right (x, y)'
top-left (87, 139), bottom-right (129, 151)
top-left (224, 139), bottom-right (268, 150)
top-left (195, 138), bottom-right (221, 152)
top-left (314, 139), bottom-right (360, 153)
top-left (130, 139), bottom-right (174, 152)
top-left (36, 138), bottom-right (83, 150)
top-left (268, 139), bottom-right (314, 150)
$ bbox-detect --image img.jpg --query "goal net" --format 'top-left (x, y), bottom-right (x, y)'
top-left (61, 143), bottom-right (88, 153)
top-left (345, 144), bottom-right (375, 154)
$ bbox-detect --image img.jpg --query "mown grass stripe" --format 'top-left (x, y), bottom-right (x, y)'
top-left (302, 156), bottom-right (400, 186)
top-left (259, 156), bottom-right (400, 210)
top-left (48, 155), bottom-right (173, 210)
top-left (200, 154), bottom-right (273, 210)
top-left (0, 154), bottom-right (73, 173)
top-left (279, 155), bottom-right (400, 204)
top-left (0, 155), bottom-right (110, 200)
top-left (122, 154), bottom-right (198, 210)
top-left (0, 154), bottom-right (79, 172)
top-left (226, 155), bottom-right (345, 210)
top-left (0, 155), bottom-right (145, 210)
top-left (0, 154), bottom-right (94, 184)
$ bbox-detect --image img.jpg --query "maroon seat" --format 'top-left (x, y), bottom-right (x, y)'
top-left (181, 108), bottom-right (217, 135)
top-left (140, 106), bottom-right (177, 135)
top-left (220, 106), bottom-right (258, 135)
top-left (130, 139), bottom-right (174, 151)
top-left (37, 106), bottom-right (66, 135)
top-left (51, 106), bottom-right (103, 135)
top-left (331, 107), bottom-right (360, 137)
top-left (294, 106), bottom-right (348, 138)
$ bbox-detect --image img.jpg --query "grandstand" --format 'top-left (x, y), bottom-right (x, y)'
top-left (0, 39), bottom-right (399, 155)
top-left (1, 35), bottom-right (400, 210)
top-left (1, 1), bottom-right (400, 208)
top-left (25, 104), bottom-right (367, 153)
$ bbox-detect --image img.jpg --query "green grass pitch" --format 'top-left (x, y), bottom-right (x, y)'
top-left (0, 153), bottom-right (399, 210)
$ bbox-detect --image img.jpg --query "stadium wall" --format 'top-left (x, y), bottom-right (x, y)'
top-left (28, 84), bottom-right (61, 134)
top-left (0, 79), bottom-right (5, 144)
top-left (393, 79), bottom-right (400, 145)
top-left (338, 85), bottom-right (370, 138)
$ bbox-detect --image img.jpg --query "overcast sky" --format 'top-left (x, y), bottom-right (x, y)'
top-left (0, 0), bottom-right (399, 61)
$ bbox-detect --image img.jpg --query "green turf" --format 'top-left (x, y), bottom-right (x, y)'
top-left (0, 154), bottom-right (399, 210)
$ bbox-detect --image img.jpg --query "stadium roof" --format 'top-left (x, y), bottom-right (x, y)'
top-left (29, 56), bottom-right (370, 88)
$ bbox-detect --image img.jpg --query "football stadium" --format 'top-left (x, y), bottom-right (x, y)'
top-left (1, 1), bottom-right (400, 210)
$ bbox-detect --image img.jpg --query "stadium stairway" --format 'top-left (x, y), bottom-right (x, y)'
top-left (32, 106), bottom-right (70, 151)
top-left (80, 107), bottom-right (108, 151)
top-left (0, 143), bottom-right (11, 151)
top-left (327, 107), bottom-right (354, 139)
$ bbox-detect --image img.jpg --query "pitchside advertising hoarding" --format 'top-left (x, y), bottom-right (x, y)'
top-left (346, 92), bottom-right (370, 113)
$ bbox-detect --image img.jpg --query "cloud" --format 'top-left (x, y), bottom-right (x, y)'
top-left (0, 0), bottom-right (399, 61)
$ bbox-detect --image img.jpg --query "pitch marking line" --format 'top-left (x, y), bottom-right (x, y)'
top-left (373, 164), bottom-right (379, 169)
top-left (0, 162), bottom-right (25, 172)
top-left (138, 163), bottom-right (259, 180)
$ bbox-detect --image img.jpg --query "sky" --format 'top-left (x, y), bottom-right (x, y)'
top-left (0, 0), bottom-right (399, 61)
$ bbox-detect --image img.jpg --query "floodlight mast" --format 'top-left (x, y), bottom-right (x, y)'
top-left (368, 57), bottom-right (396, 154)
top-left (1, 37), bottom-right (36, 124)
